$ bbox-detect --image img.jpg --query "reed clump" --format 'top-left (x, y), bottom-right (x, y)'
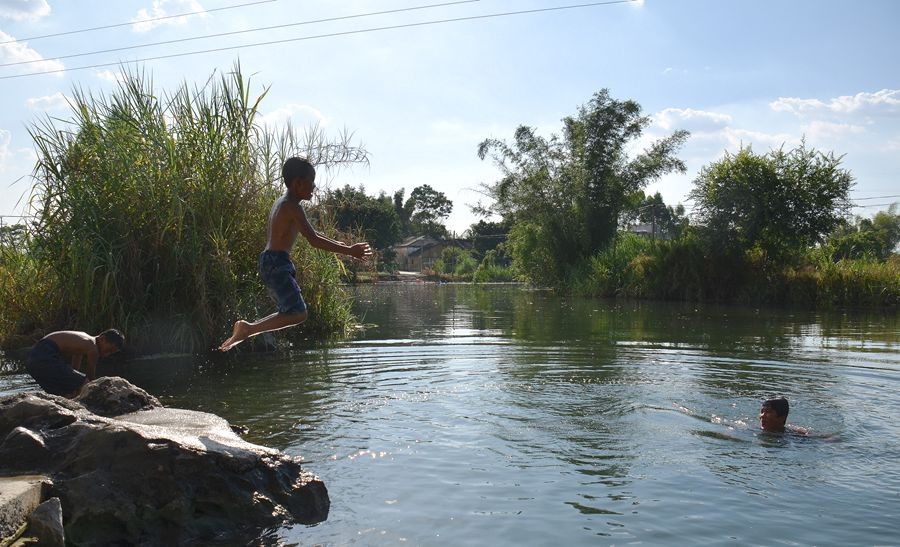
top-left (2, 63), bottom-right (367, 353)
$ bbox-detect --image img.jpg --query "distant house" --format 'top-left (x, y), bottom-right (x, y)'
top-left (627, 222), bottom-right (673, 240)
top-left (392, 236), bottom-right (473, 272)
top-left (629, 223), bottom-right (655, 236)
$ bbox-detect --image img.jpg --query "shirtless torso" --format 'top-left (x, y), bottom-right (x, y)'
top-left (43, 330), bottom-right (101, 379)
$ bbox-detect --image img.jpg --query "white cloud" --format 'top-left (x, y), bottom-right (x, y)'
top-left (802, 120), bottom-right (865, 140)
top-left (654, 108), bottom-right (732, 132)
top-left (661, 66), bottom-right (689, 76)
top-left (770, 89), bottom-right (900, 116)
top-left (718, 127), bottom-right (798, 152)
top-left (0, 30), bottom-right (64, 74)
top-left (258, 103), bottom-right (328, 129)
top-left (25, 91), bottom-right (70, 111)
top-left (131, 0), bottom-right (207, 32)
top-left (0, 0), bottom-right (50, 21)
top-left (95, 69), bottom-right (126, 83)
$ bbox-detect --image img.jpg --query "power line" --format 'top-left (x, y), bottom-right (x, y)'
top-left (852, 194), bottom-right (900, 201)
top-left (681, 195), bottom-right (899, 206)
top-left (0, 0), bottom-right (278, 46)
top-left (0, 0), bottom-right (638, 81)
top-left (0, 0), bottom-right (480, 68)
top-left (852, 202), bottom-right (897, 208)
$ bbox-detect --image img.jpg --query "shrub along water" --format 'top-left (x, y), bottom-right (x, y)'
top-left (567, 232), bottom-right (898, 309)
top-left (2, 64), bottom-right (368, 353)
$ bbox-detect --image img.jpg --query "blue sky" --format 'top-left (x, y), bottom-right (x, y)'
top-left (1, 0), bottom-right (898, 234)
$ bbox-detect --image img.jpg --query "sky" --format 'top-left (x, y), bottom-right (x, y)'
top-left (1, 0), bottom-right (898, 235)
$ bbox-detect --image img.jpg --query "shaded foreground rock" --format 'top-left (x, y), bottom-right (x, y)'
top-left (0, 377), bottom-right (328, 546)
top-left (28, 497), bottom-right (64, 547)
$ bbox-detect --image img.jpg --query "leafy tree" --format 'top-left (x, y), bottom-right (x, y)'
top-left (323, 185), bottom-right (401, 250)
top-left (435, 246), bottom-right (477, 276)
top-left (405, 184), bottom-right (453, 238)
top-left (0, 223), bottom-right (26, 248)
top-left (466, 219), bottom-right (510, 259)
top-left (393, 189), bottom-right (411, 236)
top-left (871, 205), bottom-right (900, 253)
top-left (625, 191), bottom-right (688, 240)
top-left (828, 204), bottom-right (900, 260)
top-left (689, 143), bottom-right (854, 261)
top-left (477, 89), bottom-right (689, 286)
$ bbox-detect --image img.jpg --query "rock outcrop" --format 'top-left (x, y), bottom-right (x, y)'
top-left (0, 377), bottom-right (328, 546)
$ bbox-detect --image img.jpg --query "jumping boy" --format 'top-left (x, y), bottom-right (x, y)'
top-left (26, 329), bottom-right (125, 397)
top-left (218, 157), bottom-right (372, 351)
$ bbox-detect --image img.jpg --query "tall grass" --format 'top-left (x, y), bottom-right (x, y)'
top-left (568, 233), bottom-right (651, 296)
top-left (3, 63), bottom-right (367, 352)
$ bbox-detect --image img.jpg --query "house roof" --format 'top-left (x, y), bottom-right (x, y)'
top-left (392, 236), bottom-right (475, 257)
top-left (394, 235), bottom-right (440, 248)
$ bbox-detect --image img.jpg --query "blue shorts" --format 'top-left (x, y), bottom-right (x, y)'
top-left (26, 339), bottom-right (87, 396)
top-left (259, 250), bottom-right (307, 315)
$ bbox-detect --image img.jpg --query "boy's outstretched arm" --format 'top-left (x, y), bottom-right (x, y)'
top-left (297, 209), bottom-right (373, 259)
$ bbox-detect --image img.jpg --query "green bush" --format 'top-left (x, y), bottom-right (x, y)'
top-left (435, 246), bottom-right (477, 278)
top-left (561, 229), bottom-right (897, 308)
top-left (568, 233), bottom-right (651, 296)
top-left (473, 250), bottom-right (516, 283)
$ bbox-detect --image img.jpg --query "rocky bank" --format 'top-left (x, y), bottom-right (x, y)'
top-left (0, 377), bottom-right (328, 546)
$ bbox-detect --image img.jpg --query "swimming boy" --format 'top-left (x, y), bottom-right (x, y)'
top-left (218, 157), bottom-right (372, 351)
top-left (759, 397), bottom-right (791, 433)
top-left (26, 329), bottom-right (125, 397)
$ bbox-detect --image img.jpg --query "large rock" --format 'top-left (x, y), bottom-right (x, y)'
top-left (0, 378), bottom-right (328, 546)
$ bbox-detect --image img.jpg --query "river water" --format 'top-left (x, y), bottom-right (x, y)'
top-left (2, 284), bottom-right (899, 545)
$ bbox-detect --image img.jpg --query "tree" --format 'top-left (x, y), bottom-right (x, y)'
top-left (323, 185), bottom-right (401, 250)
top-left (827, 204), bottom-right (900, 260)
top-left (404, 184), bottom-right (453, 238)
top-left (477, 89), bottom-right (689, 286)
top-left (689, 143), bottom-right (854, 261)
top-left (466, 219), bottom-right (510, 259)
top-left (0, 223), bottom-right (26, 248)
top-left (435, 246), bottom-right (477, 276)
top-left (871, 205), bottom-right (900, 255)
top-left (393, 189), bottom-right (411, 236)
top-left (625, 191), bottom-right (688, 240)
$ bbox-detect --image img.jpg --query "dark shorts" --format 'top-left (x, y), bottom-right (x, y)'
top-left (26, 339), bottom-right (86, 396)
top-left (259, 250), bottom-right (307, 315)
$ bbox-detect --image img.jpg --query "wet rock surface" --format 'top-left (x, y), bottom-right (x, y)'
top-left (0, 377), bottom-right (328, 546)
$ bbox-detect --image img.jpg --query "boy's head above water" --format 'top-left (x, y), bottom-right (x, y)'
top-left (759, 397), bottom-right (789, 432)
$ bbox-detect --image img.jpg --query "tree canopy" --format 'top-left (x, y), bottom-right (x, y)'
top-left (477, 89), bottom-right (689, 286)
top-left (322, 185), bottom-right (401, 250)
top-left (827, 205), bottom-right (900, 260)
top-left (689, 143), bottom-right (854, 260)
top-left (405, 184), bottom-right (453, 238)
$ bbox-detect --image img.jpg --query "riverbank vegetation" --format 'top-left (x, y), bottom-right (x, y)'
top-left (475, 89), bottom-right (898, 308)
top-left (0, 64), bottom-right (368, 352)
top-left (309, 89), bottom-right (895, 304)
top-left (4, 81), bottom-right (895, 355)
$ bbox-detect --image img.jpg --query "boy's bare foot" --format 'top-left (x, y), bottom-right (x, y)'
top-left (219, 320), bottom-right (251, 352)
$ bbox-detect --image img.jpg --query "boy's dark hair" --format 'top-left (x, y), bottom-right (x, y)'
top-left (762, 397), bottom-right (789, 417)
top-left (99, 329), bottom-right (125, 351)
top-left (282, 157), bottom-right (316, 187)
